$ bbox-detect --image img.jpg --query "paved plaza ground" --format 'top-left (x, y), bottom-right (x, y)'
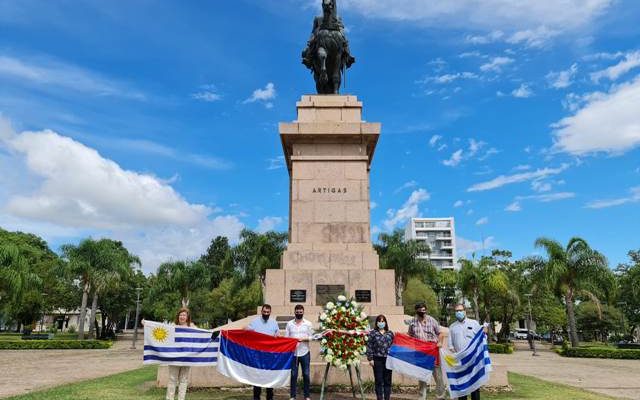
top-left (1, 338), bottom-right (639, 399)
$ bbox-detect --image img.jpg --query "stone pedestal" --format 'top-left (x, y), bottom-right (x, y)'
top-left (264, 95), bottom-right (402, 317)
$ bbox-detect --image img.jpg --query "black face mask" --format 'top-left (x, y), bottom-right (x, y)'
top-left (262, 314), bottom-right (270, 321)
top-left (416, 311), bottom-right (426, 317)
top-left (295, 313), bottom-right (304, 320)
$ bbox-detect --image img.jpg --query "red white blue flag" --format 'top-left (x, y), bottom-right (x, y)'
top-left (216, 329), bottom-right (299, 388)
top-left (385, 333), bottom-right (440, 382)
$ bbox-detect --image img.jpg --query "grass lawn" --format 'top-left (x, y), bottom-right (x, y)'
top-left (5, 367), bottom-right (616, 400)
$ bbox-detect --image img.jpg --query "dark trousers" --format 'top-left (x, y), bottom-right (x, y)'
top-left (253, 386), bottom-right (273, 400)
top-left (373, 356), bottom-right (392, 400)
top-left (458, 389), bottom-right (480, 400)
top-left (290, 352), bottom-right (311, 398)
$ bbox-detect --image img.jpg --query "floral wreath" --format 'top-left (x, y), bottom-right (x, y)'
top-left (318, 295), bottom-right (369, 369)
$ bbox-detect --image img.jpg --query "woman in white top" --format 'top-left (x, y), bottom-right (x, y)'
top-left (166, 307), bottom-right (197, 400)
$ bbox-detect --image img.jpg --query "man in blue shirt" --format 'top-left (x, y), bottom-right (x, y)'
top-left (247, 304), bottom-right (280, 400)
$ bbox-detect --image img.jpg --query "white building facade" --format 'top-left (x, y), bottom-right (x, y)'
top-left (404, 217), bottom-right (458, 270)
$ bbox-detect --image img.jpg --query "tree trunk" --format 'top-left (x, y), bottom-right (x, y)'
top-left (565, 289), bottom-right (579, 347)
top-left (473, 290), bottom-right (480, 321)
top-left (395, 275), bottom-right (404, 306)
top-left (88, 291), bottom-right (98, 339)
top-left (78, 281), bottom-right (90, 340)
top-left (100, 311), bottom-right (107, 339)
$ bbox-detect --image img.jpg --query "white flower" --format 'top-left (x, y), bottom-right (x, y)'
top-left (337, 295), bottom-right (347, 302)
top-left (320, 313), bottom-right (327, 321)
top-left (321, 338), bottom-right (327, 345)
top-left (359, 312), bottom-right (367, 320)
top-left (340, 306), bottom-right (346, 312)
top-left (331, 309), bottom-right (337, 315)
top-left (339, 363), bottom-right (348, 370)
top-left (352, 300), bottom-right (358, 307)
top-left (326, 348), bottom-right (333, 355)
top-left (326, 302), bottom-right (335, 310)
top-left (325, 355), bottom-right (334, 363)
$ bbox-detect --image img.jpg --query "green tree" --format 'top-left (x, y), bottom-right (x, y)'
top-left (576, 302), bottom-right (623, 342)
top-left (200, 236), bottom-right (232, 289)
top-left (402, 277), bottom-right (438, 316)
top-left (532, 237), bottom-right (612, 347)
top-left (615, 250), bottom-right (640, 338)
top-left (375, 229), bottom-right (434, 306)
top-left (458, 258), bottom-right (485, 321)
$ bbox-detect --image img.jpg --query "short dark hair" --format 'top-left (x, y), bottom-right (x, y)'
top-left (415, 302), bottom-right (426, 311)
top-left (294, 304), bottom-right (304, 311)
top-left (261, 304), bottom-right (272, 310)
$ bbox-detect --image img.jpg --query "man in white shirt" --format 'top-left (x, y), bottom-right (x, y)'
top-left (448, 303), bottom-right (485, 400)
top-left (285, 304), bottom-right (313, 400)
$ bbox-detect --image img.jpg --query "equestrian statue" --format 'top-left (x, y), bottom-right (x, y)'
top-left (302, 0), bottom-right (355, 94)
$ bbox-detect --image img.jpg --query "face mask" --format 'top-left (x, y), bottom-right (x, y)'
top-left (376, 321), bottom-right (386, 330)
top-left (455, 311), bottom-right (466, 321)
top-left (262, 314), bottom-right (269, 321)
top-left (416, 311), bottom-right (426, 317)
top-left (295, 313), bottom-right (303, 320)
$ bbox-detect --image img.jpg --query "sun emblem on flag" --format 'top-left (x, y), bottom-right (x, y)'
top-left (444, 353), bottom-right (460, 367)
top-left (152, 326), bottom-right (169, 343)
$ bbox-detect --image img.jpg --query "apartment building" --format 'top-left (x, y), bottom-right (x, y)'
top-left (404, 217), bottom-right (458, 270)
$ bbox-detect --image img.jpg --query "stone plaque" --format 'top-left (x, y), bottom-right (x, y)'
top-left (290, 290), bottom-right (307, 303)
top-left (355, 290), bottom-right (371, 303)
top-left (316, 284), bottom-right (345, 305)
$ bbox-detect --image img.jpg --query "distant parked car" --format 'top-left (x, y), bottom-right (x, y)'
top-left (543, 332), bottom-right (564, 344)
top-left (514, 328), bottom-right (528, 340)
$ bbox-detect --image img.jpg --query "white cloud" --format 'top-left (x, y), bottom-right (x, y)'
top-left (191, 84), bottom-right (222, 102)
top-left (0, 121), bottom-right (245, 271)
top-left (267, 155), bottom-right (285, 170)
top-left (475, 217), bottom-right (489, 225)
top-left (421, 72), bottom-right (479, 84)
top-left (256, 216), bottom-right (284, 233)
top-left (394, 180), bottom-right (418, 194)
top-left (370, 201), bottom-right (378, 210)
top-left (437, 144), bottom-right (448, 152)
top-left (582, 51), bottom-right (624, 61)
top-left (506, 26), bottom-right (559, 48)
top-left (531, 180), bottom-right (552, 193)
top-left (453, 200), bottom-right (464, 208)
top-left (590, 51), bottom-right (640, 83)
top-left (547, 63), bottom-right (578, 89)
top-left (429, 134), bottom-right (442, 147)
top-left (468, 164), bottom-right (569, 192)
top-left (516, 192), bottom-right (575, 202)
top-left (480, 57), bottom-right (514, 73)
top-left (442, 149), bottom-right (463, 167)
top-left (456, 235), bottom-right (496, 258)
top-left (383, 189), bottom-right (430, 231)
top-left (505, 201), bottom-right (522, 212)
top-left (243, 82), bottom-right (276, 106)
top-left (468, 139), bottom-right (486, 157)
top-left (513, 164), bottom-right (531, 171)
top-left (0, 54), bottom-right (144, 100)
top-left (552, 75), bottom-right (640, 155)
top-left (585, 186), bottom-right (640, 209)
top-left (465, 30), bottom-right (504, 44)
top-left (512, 83), bottom-right (534, 98)
top-left (339, 1), bottom-right (612, 35)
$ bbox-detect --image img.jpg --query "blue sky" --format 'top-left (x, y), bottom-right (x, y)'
top-left (0, 0), bottom-right (639, 273)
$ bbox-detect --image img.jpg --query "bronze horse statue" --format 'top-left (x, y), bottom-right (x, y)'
top-left (302, 0), bottom-right (355, 94)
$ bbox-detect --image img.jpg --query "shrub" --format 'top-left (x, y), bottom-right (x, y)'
top-left (488, 343), bottom-right (513, 354)
top-left (0, 340), bottom-right (112, 350)
top-left (67, 325), bottom-right (77, 334)
top-left (561, 346), bottom-right (640, 359)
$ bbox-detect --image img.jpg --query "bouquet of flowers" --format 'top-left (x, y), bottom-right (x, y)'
top-left (318, 295), bottom-right (369, 369)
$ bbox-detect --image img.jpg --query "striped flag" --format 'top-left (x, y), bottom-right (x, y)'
top-left (217, 329), bottom-right (299, 388)
top-left (440, 328), bottom-right (492, 398)
top-left (143, 320), bottom-right (218, 366)
top-left (385, 333), bottom-right (440, 382)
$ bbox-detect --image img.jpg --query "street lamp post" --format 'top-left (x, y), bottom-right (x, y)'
top-left (524, 293), bottom-right (538, 356)
top-left (131, 287), bottom-right (142, 349)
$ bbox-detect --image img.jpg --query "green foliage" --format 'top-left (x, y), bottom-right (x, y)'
top-left (616, 250), bottom-right (640, 336)
top-left (487, 343), bottom-right (514, 354)
top-left (402, 277), bottom-right (438, 316)
top-left (561, 346), bottom-right (640, 359)
top-left (576, 301), bottom-right (623, 341)
top-left (376, 229), bottom-right (435, 306)
top-left (0, 340), bottom-right (112, 350)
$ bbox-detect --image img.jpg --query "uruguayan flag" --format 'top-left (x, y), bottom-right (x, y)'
top-left (143, 320), bottom-right (218, 366)
top-left (441, 328), bottom-right (492, 398)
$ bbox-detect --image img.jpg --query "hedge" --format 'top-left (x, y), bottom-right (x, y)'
top-left (561, 346), bottom-right (640, 359)
top-left (0, 340), bottom-right (112, 350)
top-left (488, 343), bottom-right (513, 354)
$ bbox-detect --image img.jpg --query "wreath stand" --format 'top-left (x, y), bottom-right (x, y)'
top-left (319, 362), bottom-right (366, 400)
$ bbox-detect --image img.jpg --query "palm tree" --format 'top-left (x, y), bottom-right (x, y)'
top-left (155, 260), bottom-right (207, 307)
top-left (375, 229), bottom-right (434, 306)
top-left (532, 237), bottom-right (611, 347)
top-left (0, 244), bottom-right (41, 308)
top-left (458, 258), bottom-right (484, 321)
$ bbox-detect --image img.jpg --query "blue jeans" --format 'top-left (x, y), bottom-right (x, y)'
top-left (290, 352), bottom-right (311, 398)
